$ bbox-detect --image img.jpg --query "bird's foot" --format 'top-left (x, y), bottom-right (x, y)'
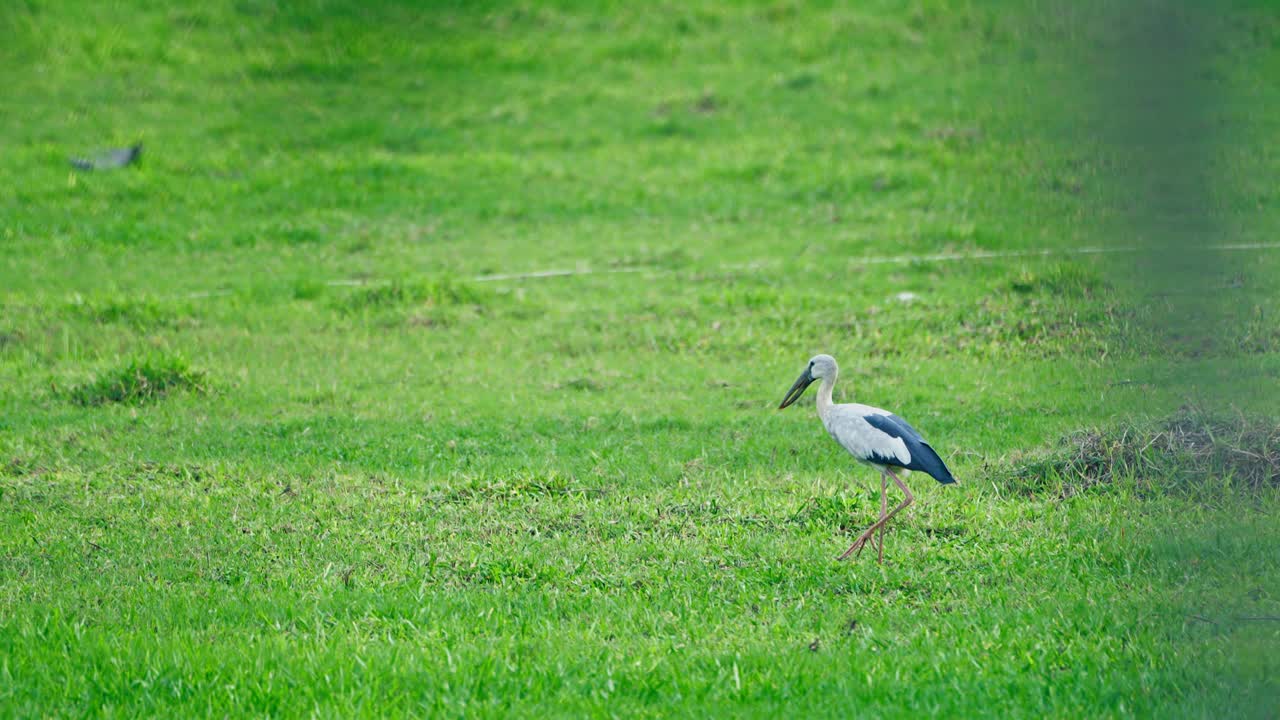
top-left (837, 527), bottom-right (880, 561)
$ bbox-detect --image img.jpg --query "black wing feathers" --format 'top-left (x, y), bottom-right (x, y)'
top-left (861, 413), bottom-right (957, 485)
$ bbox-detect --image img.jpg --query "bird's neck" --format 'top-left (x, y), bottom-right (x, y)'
top-left (816, 374), bottom-right (836, 419)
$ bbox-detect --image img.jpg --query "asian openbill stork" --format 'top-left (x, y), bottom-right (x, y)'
top-left (778, 354), bottom-right (956, 562)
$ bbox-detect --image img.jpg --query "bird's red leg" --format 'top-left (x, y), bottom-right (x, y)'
top-left (838, 468), bottom-right (914, 561)
top-left (864, 471), bottom-right (886, 558)
top-left (877, 470), bottom-right (887, 563)
top-left (862, 471), bottom-right (889, 558)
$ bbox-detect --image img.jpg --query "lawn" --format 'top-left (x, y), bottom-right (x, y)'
top-left (2, 0), bottom-right (1279, 717)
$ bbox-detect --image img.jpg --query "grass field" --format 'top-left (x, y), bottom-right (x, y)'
top-left (3, 1), bottom-right (1279, 716)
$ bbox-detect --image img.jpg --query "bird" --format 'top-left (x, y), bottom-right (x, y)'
top-left (778, 354), bottom-right (956, 562)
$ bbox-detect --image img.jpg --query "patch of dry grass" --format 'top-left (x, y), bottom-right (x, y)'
top-left (1004, 406), bottom-right (1280, 495)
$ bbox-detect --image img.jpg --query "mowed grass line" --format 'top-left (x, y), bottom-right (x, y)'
top-left (2, 0), bottom-right (1279, 717)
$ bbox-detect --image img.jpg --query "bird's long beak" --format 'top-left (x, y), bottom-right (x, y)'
top-left (778, 368), bottom-right (816, 409)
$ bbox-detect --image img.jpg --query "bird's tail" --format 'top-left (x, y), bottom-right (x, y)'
top-left (920, 443), bottom-right (957, 485)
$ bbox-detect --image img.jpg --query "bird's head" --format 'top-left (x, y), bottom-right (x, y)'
top-left (778, 354), bottom-right (837, 409)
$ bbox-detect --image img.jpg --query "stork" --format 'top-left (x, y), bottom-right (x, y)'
top-left (778, 354), bottom-right (956, 562)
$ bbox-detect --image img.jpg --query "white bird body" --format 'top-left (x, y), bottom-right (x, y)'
top-left (797, 356), bottom-right (955, 483)
top-left (778, 353), bottom-right (957, 561)
top-left (822, 404), bottom-right (914, 468)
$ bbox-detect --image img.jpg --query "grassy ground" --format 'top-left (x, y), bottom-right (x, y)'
top-left (2, 1), bottom-right (1279, 717)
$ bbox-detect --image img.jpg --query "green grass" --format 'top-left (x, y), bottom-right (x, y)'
top-left (67, 353), bottom-right (208, 406)
top-left (2, 0), bottom-right (1279, 717)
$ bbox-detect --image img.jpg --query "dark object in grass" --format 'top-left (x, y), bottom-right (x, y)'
top-left (0, 330), bottom-right (23, 349)
top-left (1006, 407), bottom-right (1280, 495)
top-left (70, 143), bottom-right (142, 171)
top-left (69, 354), bottom-right (207, 406)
